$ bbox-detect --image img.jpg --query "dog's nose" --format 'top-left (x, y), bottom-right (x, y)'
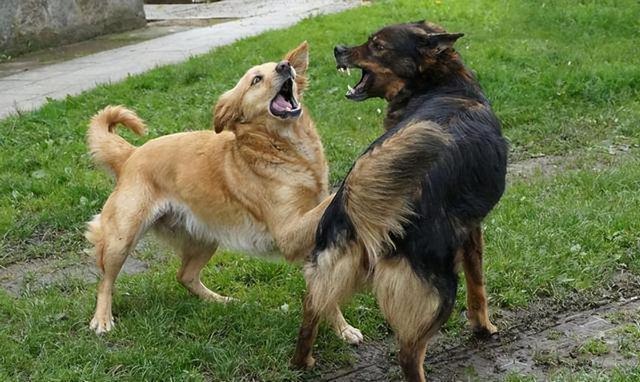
top-left (276, 60), bottom-right (291, 75)
top-left (334, 45), bottom-right (348, 57)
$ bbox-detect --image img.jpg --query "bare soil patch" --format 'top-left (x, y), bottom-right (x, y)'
top-left (0, 238), bottom-right (166, 297)
top-left (311, 273), bottom-right (640, 381)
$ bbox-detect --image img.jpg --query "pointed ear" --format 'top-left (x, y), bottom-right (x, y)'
top-left (419, 32), bottom-right (464, 55)
top-left (213, 89), bottom-right (240, 133)
top-left (285, 41), bottom-right (309, 76)
top-left (413, 20), bottom-right (446, 33)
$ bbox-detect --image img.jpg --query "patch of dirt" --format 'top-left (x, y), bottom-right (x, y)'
top-left (312, 272), bottom-right (640, 381)
top-left (507, 155), bottom-right (566, 179)
top-left (0, 239), bottom-right (166, 297)
top-left (507, 143), bottom-right (638, 180)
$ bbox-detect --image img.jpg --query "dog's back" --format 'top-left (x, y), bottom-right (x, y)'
top-left (294, 22), bottom-right (508, 381)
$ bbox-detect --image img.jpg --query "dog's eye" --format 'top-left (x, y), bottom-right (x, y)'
top-left (251, 75), bottom-right (263, 86)
top-left (371, 42), bottom-right (385, 52)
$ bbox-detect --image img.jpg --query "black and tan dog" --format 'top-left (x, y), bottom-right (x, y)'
top-left (292, 21), bottom-right (508, 381)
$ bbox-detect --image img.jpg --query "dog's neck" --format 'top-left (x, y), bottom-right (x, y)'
top-left (384, 56), bottom-right (484, 130)
top-left (234, 112), bottom-right (315, 153)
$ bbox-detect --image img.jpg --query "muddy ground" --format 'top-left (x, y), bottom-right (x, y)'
top-left (312, 273), bottom-right (640, 381)
top-left (1, 153), bottom-right (638, 380)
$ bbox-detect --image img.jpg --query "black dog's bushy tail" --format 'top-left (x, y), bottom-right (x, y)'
top-left (343, 121), bottom-right (450, 265)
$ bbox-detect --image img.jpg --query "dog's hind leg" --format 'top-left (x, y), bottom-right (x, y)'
top-left (88, 190), bottom-right (152, 334)
top-left (373, 256), bottom-right (450, 382)
top-left (292, 297), bottom-right (363, 368)
top-left (293, 249), bottom-right (364, 368)
top-left (462, 226), bottom-right (497, 337)
top-left (292, 292), bottom-right (322, 369)
top-left (177, 240), bottom-right (233, 303)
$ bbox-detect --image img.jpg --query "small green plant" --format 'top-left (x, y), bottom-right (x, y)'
top-left (533, 349), bottom-right (560, 367)
top-left (579, 338), bottom-right (610, 356)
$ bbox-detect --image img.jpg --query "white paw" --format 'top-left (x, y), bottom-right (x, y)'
top-left (223, 295), bottom-right (238, 303)
top-left (338, 324), bottom-right (364, 345)
top-left (90, 314), bottom-right (114, 335)
top-left (201, 291), bottom-right (237, 304)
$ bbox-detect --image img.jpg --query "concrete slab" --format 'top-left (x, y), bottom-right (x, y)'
top-left (0, 0), bottom-right (360, 120)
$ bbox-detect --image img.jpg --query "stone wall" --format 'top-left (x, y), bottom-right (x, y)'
top-left (0, 0), bottom-right (146, 56)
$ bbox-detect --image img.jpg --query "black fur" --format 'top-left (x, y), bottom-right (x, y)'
top-left (316, 22), bottom-right (507, 326)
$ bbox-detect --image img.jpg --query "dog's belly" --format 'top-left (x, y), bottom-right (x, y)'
top-left (153, 200), bottom-right (275, 253)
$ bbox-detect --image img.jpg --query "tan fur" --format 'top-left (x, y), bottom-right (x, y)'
top-left (295, 248), bottom-right (444, 382)
top-left (292, 122), bottom-right (451, 380)
top-left (462, 226), bottom-right (497, 335)
top-left (373, 257), bottom-right (441, 344)
top-left (342, 121), bottom-right (450, 268)
top-left (376, 254), bottom-right (442, 381)
top-left (85, 43), bottom-right (359, 341)
top-left (213, 41), bottom-right (309, 133)
top-left (304, 245), bottom-right (365, 315)
top-left (87, 105), bottom-right (147, 177)
top-left (84, 215), bottom-right (104, 271)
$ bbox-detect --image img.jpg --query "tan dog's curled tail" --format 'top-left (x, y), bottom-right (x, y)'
top-left (343, 121), bottom-right (451, 267)
top-left (87, 105), bottom-right (147, 177)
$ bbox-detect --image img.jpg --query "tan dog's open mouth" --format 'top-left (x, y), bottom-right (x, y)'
top-left (269, 78), bottom-right (301, 118)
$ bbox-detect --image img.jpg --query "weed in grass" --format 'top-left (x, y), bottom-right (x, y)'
top-left (546, 329), bottom-right (563, 341)
top-left (579, 338), bottom-right (610, 356)
top-left (505, 372), bottom-right (537, 382)
top-left (533, 349), bottom-right (560, 368)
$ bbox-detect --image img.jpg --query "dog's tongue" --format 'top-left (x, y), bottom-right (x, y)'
top-left (272, 94), bottom-right (292, 112)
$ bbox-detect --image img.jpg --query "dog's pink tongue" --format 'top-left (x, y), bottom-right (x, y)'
top-left (272, 94), bottom-right (292, 111)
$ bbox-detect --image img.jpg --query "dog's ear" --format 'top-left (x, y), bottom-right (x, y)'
top-left (285, 41), bottom-right (309, 76)
top-left (213, 89), bottom-right (240, 133)
top-left (412, 20), bottom-right (446, 33)
top-left (417, 32), bottom-right (464, 55)
top-left (285, 41), bottom-right (309, 92)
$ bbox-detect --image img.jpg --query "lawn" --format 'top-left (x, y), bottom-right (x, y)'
top-left (1, 0), bottom-right (639, 380)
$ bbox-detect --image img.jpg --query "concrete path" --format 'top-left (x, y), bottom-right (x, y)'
top-left (0, 0), bottom-right (359, 120)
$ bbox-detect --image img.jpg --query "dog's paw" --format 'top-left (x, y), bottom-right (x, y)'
top-left (338, 324), bottom-right (364, 345)
top-left (291, 355), bottom-right (316, 370)
top-left (463, 310), bottom-right (498, 339)
top-left (472, 322), bottom-right (499, 339)
top-left (201, 291), bottom-right (238, 304)
top-left (90, 314), bottom-right (114, 335)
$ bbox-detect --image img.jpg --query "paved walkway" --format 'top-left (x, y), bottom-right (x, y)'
top-left (0, 0), bottom-right (359, 120)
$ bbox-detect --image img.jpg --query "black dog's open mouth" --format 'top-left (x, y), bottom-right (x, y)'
top-left (269, 78), bottom-right (301, 118)
top-left (337, 65), bottom-right (372, 101)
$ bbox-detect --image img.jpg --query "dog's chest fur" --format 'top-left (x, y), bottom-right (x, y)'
top-left (155, 200), bottom-right (275, 253)
top-left (153, 124), bottom-right (327, 255)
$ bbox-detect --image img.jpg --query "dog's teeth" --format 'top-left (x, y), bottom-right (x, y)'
top-left (346, 68), bottom-right (351, 76)
top-left (346, 84), bottom-right (355, 97)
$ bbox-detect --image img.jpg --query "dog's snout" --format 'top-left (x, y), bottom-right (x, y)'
top-left (334, 45), bottom-right (348, 57)
top-left (276, 61), bottom-right (291, 75)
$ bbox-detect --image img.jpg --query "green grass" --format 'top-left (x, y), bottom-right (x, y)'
top-left (1, 0), bottom-right (639, 258)
top-left (1, 0), bottom-right (639, 380)
top-left (579, 338), bottom-right (610, 356)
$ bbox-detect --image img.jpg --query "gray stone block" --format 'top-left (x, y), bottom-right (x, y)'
top-left (0, 0), bottom-right (146, 56)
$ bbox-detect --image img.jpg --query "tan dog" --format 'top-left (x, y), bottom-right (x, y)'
top-left (85, 42), bottom-right (362, 345)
